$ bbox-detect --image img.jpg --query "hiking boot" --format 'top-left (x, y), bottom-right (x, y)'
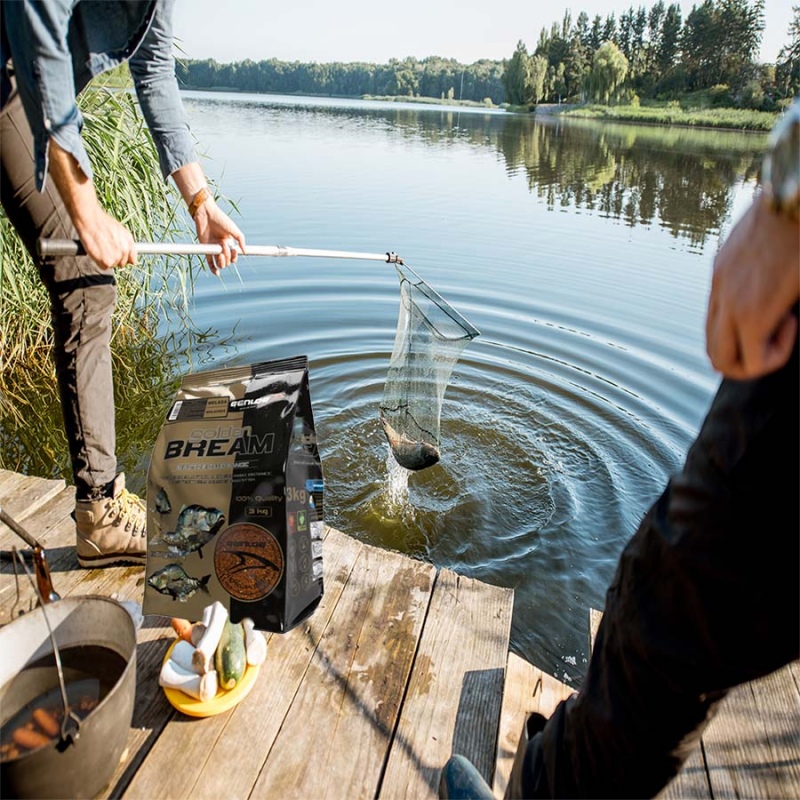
top-left (75, 473), bottom-right (147, 567)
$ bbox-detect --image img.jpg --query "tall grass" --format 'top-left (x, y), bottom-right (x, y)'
top-left (0, 69), bottom-right (218, 483)
top-left (561, 103), bottom-right (778, 131)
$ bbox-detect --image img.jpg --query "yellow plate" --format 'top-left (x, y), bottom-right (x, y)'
top-left (161, 638), bottom-right (260, 718)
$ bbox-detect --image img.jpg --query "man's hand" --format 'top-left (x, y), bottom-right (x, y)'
top-left (706, 193), bottom-right (800, 380)
top-left (192, 196), bottom-right (246, 276)
top-left (172, 163), bottom-right (246, 276)
top-left (48, 140), bottom-right (137, 269)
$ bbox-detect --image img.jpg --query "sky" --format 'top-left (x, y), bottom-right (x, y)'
top-left (173, 0), bottom-right (795, 67)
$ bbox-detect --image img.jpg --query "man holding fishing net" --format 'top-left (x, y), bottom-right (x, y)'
top-left (0, 0), bottom-right (246, 567)
top-left (440, 100), bottom-right (800, 799)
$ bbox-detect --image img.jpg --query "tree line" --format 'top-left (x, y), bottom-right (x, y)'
top-left (176, 1), bottom-right (799, 109)
top-left (176, 57), bottom-right (506, 105)
top-left (505, 0), bottom-right (799, 108)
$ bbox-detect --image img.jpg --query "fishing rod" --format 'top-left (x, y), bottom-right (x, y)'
top-left (38, 238), bottom-right (404, 264)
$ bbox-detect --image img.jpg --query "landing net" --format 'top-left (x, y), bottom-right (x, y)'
top-left (380, 263), bottom-right (479, 471)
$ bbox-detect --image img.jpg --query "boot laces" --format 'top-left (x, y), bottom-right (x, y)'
top-left (110, 489), bottom-right (146, 537)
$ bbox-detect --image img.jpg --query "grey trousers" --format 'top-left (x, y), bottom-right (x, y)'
top-left (514, 321), bottom-right (800, 798)
top-left (1, 85), bottom-right (118, 495)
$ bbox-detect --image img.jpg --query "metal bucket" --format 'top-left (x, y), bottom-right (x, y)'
top-left (0, 595), bottom-right (136, 799)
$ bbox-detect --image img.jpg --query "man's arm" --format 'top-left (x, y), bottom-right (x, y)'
top-left (48, 140), bottom-right (137, 269)
top-left (129, 0), bottom-right (245, 273)
top-left (3, 0), bottom-right (95, 191)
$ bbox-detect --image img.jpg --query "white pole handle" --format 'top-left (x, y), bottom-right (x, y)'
top-left (37, 238), bottom-right (401, 263)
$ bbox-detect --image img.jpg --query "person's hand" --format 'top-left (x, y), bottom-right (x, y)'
top-left (706, 193), bottom-right (800, 380)
top-left (192, 197), bottom-right (246, 276)
top-left (74, 205), bottom-right (137, 270)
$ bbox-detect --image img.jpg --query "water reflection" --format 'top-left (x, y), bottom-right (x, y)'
top-left (186, 92), bottom-right (765, 248)
top-left (497, 117), bottom-right (764, 247)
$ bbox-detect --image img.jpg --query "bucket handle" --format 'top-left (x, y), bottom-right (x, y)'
top-left (11, 549), bottom-right (81, 743)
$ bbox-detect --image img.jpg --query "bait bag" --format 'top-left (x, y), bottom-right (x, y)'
top-left (143, 355), bottom-right (324, 633)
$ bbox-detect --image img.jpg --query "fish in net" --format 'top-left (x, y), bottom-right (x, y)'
top-left (380, 262), bottom-right (479, 471)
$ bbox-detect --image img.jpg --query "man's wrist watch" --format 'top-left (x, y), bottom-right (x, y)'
top-left (762, 100), bottom-right (800, 222)
top-left (188, 186), bottom-right (211, 219)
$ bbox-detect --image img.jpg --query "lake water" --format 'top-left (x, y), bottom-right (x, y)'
top-left (164, 92), bottom-right (766, 684)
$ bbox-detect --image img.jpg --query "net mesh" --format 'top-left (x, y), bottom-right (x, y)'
top-left (380, 263), bottom-right (479, 471)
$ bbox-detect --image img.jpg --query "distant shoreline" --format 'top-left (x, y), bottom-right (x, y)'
top-left (179, 84), bottom-right (501, 110)
top-left (178, 85), bottom-right (778, 131)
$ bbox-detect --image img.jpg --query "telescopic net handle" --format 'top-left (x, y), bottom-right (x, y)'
top-left (37, 238), bottom-right (402, 263)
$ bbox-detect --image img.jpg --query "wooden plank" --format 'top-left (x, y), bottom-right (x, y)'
top-left (380, 569), bottom-right (513, 799)
top-left (0, 470), bottom-right (28, 502)
top-left (658, 746), bottom-right (711, 799)
top-left (249, 543), bottom-right (437, 800)
top-left (0, 469), bottom-right (170, 800)
top-left (0, 486), bottom-right (74, 550)
top-left (102, 615), bottom-right (179, 800)
top-left (122, 527), bottom-right (366, 799)
top-left (702, 664), bottom-right (800, 800)
top-left (0, 516), bottom-right (79, 621)
top-left (0, 481), bottom-right (75, 608)
top-left (189, 528), bottom-right (371, 800)
top-left (0, 471), bottom-right (66, 524)
top-left (750, 665), bottom-right (800, 796)
top-left (493, 653), bottom-right (574, 798)
top-left (703, 682), bottom-right (780, 799)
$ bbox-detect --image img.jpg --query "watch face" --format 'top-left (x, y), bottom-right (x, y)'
top-left (764, 103), bottom-right (800, 218)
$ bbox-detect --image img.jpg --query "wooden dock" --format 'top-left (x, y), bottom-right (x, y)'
top-left (0, 469), bottom-right (798, 798)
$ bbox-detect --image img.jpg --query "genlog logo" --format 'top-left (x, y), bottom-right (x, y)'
top-left (213, 523), bottom-right (283, 601)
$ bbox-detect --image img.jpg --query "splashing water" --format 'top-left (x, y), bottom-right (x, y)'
top-left (384, 450), bottom-right (411, 511)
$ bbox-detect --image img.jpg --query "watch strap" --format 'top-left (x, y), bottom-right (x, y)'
top-left (188, 186), bottom-right (211, 219)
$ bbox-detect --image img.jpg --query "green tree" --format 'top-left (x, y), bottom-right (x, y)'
top-left (619, 7), bottom-right (634, 60)
top-left (575, 10), bottom-right (591, 48)
top-left (504, 40), bottom-right (532, 104)
top-left (564, 36), bottom-right (591, 100)
top-left (587, 41), bottom-right (630, 103)
top-left (681, 0), bottom-right (764, 91)
top-left (718, 0), bottom-right (765, 84)
top-left (550, 61), bottom-right (568, 102)
top-left (648, 0), bottom-right (666, 56)
top-left (631, 6), bottom-right (648, 75)
top-left (603, 13), bottom-right (618, 43)
top-left (589, 15), bottom-right (604, 50)
top-left (776, 5), bottom-right (800, 98)
top-left (529, 54), bottom-right (549, 104)
top-left (657, 3), bottom-right (682, 75)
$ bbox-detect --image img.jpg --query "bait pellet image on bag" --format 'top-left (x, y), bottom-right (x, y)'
top-left (143, 356), bottom-right (324, 633)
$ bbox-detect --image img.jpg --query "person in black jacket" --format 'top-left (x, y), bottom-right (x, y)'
top-left (440, 99), bottom-right (800, 799)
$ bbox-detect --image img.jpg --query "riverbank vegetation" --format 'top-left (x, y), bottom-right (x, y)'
top-left (503, 0), bottom-right (798, 116)
top-left (560, 97), bottom-right (778, 130)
